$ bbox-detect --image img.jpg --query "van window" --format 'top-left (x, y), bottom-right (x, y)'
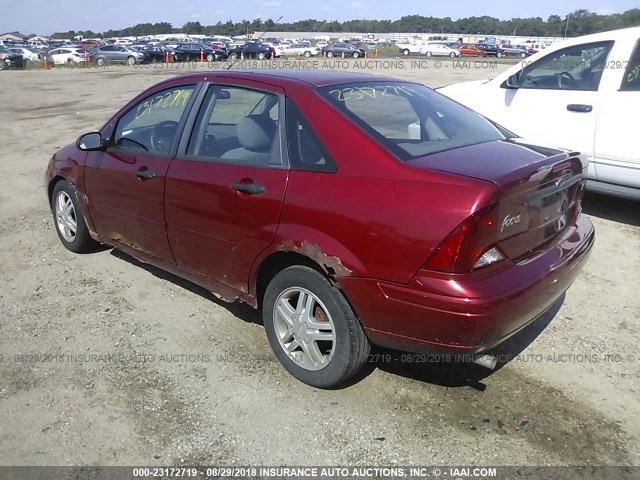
top-left (621, 39), bottom-right (640, 91)
top-left (520, 41), bottom-right (613, 91)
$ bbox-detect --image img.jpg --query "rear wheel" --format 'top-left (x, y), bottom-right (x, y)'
top-left (96, 57), bottom-right (106, 66)
top-left (304, 51), bottom-right (311, 58)
top-left (51, 181), bottom-right (97, 253)
top-left (402, 49), bottom-right (410, 56)
top-left (229, 53), bottom-right (238, 60)
top-left (257, 52), bottom-right (267, 60)
top-left (263, 266), bottom-right (370, 388)
top-left (497, 51), bottom-right (504, 58)
top-left (426, 51), bottom-right (432, 57)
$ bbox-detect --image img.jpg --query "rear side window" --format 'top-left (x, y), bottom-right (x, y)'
top-left (319, 82), bottom-right (505, 161)
top-left (621, 39), bottom-right (640, 91)
top-left (285, 99), bottom-right (336, 172)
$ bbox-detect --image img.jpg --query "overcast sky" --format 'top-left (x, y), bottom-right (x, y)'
top-left (2, 0), bottom-right (638, 35)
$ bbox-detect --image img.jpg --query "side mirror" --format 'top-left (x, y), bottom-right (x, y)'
top-left (505, 73), bottom-right (522, 89)
top-left (77, 132), bottom-right (104, 151)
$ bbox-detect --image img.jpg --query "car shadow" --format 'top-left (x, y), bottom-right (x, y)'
top-left (109, 249), bottom-right (262, 326)
top-left (582, 191), bottom-right (640, 227)
top-left (107, 247), bottom-right (563, 390)
top-left (369, 294), bottom-right (565, 390)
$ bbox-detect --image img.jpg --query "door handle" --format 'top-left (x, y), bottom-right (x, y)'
top-left (231, 182), bottom-right (265, 195)
top-left (135, 169), bottom-right (156, 180)
top-left (567, 104), bottom-right (592, 113)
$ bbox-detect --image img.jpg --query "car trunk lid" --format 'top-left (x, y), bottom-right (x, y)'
top-left (408, 139), bottom-right (587, 263)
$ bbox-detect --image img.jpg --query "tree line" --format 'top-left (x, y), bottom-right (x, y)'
top-left (51, 8), bottom-right (640, 40)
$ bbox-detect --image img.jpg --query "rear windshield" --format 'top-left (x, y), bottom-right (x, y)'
top-left (319, 82), bottom-right (506, 160)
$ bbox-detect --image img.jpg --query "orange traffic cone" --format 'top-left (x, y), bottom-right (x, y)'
top-left (297, 52), bottom-right (301, 60)
top-left (84, 51), bottom-right (88, 68)
top-left (364, 51), bottom-right (368, 58)
top-left (270, 51), bottom-right (275, 60)
top-left (374, 49), bottom-right (378, 58)
top-left (200, 49), bottom-right (204, 62)
top-left (341, 52), bottom-right (345, 59)
top-left (43, 55), bottom-right (48, 70)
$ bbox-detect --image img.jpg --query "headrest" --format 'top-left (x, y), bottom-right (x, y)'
top-left (237, 115), bottom-right (277, 152)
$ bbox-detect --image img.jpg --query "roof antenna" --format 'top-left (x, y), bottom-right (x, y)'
top-left (226, 15), bottom-right (284, 70)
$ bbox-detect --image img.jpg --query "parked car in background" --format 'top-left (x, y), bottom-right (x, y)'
top-left (89, 45), bottom-right (149, 65)
top-left (322, 42), bottom-right (366, 58)
top-left (46, 70), bottom-right (594, 388)
top-left (397, 41), bottom-right (425, 56)
top-left (46, 47), bottom-right (86, 65)
top-left (282, 43), bottom-right (320, 57)
top-left (498, 44), bottom-right (528, 57)
top-left (457, 44), bottom-right (485, 57)
top-left (0, 46), bottom-right (24, 69)
top-left (8, 46), bottom-right (40, 63)
top-left (474, 44), bottom-right (505, 57)
top-left (439, 26), bottom-right (640, 200)
top-left (138, 45), bottom-right (185, 62)
top-left (174, 43), bottom-right (228, 61)
top-left (228, 42), bottom-right (276, 60)
top-left (422, 43), bottom-right (461, 57)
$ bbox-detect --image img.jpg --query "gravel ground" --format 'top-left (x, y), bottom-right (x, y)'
top-left (0, 59), bottom-right (638, 469)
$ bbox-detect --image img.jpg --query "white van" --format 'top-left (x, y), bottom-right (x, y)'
top-left (439, 26), bottom-right (640, 200)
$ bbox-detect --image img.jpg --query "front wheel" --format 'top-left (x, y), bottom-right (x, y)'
top-left (497, 52), bottom-right (504, 58)
top-left (402, 49), bottom-right (410, 56)
top-left (126, 56), bottom-right (136, 65)
top-left (352, 52), bottom-right (360, 58)
top-left (257, 52), bottom-right (267, 60)
top-left (425, 51), bottom-right (432, 57)
top-left (449, 52), bottom-right (456, 57)
top-left (229, 53), bottom-right (238, 60)
top-left (326, 51), bottom-right (334, 58)
top-left (206, 53), bottom-right (215, 61)
top-left (263, 266), bottom-right (370, 388)
top-left (51, 181), bottom-right (97, 253)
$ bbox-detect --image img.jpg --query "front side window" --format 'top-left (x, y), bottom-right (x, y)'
top-left (319, 82), bottom-right (505, 160)
top-left (187, 85), bottom-right (281, 165)
top-left (520, 41), bottom-right (613, 91)
top-left (111, 85), bottom-right (195, 155)
top-left (621, 38), bottom-right (640, 91)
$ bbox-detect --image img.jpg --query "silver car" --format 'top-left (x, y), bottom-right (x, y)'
top-left (90, 45), bottom-right (149, 65)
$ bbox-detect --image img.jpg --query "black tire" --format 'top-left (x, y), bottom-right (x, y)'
top-left (126, 56), bottom-right (136, 65)
top-left (51, 181), bottom-right (97, 253)
top-left (263, 266), bottom-right (370, 388)
top-left (497, 51), bottom-right (503, 58)
top-left (326, 51), bottom-right (334, 58)
top-left (352, 52), bottom-right (360, 58)
top-left (304, 51), bottom-right (311, 58)
top-left (426, 51), bottom-right (432, 57)
top-left (96, 57), bottom-right (106, 66)
top-left (230, 53), bottom-right (238, 60)
top-left (449, 52), bottom-right (456, 57)
top-left (402, 49), bottom-right (410, 56)
top-left (257, 52), bottom-right (267, 60)
top-left (206, 53), bottom-right (214, 62)
top-left (0, 60), bottom-right (6, 71)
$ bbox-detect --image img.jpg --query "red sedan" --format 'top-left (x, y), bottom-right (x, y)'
top-left (45, 70), bottom-right (594, 387)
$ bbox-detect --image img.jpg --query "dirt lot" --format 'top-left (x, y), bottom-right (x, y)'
top-left (0, 59), bottom-right (639, 469)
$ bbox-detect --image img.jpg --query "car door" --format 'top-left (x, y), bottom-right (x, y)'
top-left (593, 37), bottom-right (640, 192)
top-left (165, 81), bottom-right (288, 291)
top-left (84, 83), bottom-right (199, 262)
top-left (484, 41), bottom-right (614, 170)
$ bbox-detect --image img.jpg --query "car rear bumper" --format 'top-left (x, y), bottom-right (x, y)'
top-left (338, 213), bottom-right (594, 354)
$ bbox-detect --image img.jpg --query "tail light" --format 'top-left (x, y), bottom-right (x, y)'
top-left (423, 204), bottom-right (507, 274)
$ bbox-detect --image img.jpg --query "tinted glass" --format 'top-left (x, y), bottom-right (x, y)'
top-left (319, 82), bottom-right (505, 160)
top-left (621, 38), bottom-right (640, 91)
